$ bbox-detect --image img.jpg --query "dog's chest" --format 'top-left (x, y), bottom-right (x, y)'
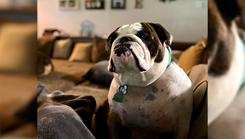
top-left (108, 64), bottom-right (193, 133)
top-left (115, 86), bottom-right (177, 133)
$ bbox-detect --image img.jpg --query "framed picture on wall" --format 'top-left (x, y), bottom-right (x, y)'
top-left (85, 0), bottom-right (105, 9)
top-left (111, 0), bottom-right (126, 9)
top-left (59, 0), bottom-right (79, 10)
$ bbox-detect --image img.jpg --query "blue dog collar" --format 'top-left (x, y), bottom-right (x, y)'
top-left (240, 42), bottom-right (245, 89)
top-left (167, 46), bottom-right (172, 67)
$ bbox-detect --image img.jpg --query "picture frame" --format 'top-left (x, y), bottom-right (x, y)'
top-left (111, 0), bottom-right (126, 9)
top-left (59, 0), bottom-right (79, 10)
top-left (85, 0), bottom-right (105, 9)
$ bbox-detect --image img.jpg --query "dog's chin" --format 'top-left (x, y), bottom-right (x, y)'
top-left (111, 49), bottom-right (139, 73)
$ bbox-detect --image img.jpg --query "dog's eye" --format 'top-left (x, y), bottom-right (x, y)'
top-left (138, 33), bottom-right (149, 40)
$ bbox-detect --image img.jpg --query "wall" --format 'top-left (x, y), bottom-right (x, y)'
top-left (38, 0), bottom-right (207, 42)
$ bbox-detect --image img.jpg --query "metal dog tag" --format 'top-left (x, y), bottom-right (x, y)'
top-left (112, 85), bottom-right (127, 103)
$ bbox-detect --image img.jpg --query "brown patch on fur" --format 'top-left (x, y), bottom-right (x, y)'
top-left (154, 47), bottom-right (164, 63)
top-left (208, 0), bottom-right (238, 76)
top-left (140, 23), bottom-right (163, 60)
top-left (140, 22), bottom-right (171, 63)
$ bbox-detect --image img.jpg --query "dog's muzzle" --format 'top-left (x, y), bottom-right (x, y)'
top-left (109, 37), bottom-right (147, 73)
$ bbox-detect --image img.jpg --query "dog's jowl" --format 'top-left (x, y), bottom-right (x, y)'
top-left (106, 22), bottom-right (193, 139)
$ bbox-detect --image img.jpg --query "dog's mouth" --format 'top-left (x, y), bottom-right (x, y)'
top-left (109, 42), bottom-right (147, 73)
top-left (114, 43), bottom-right (133, 56)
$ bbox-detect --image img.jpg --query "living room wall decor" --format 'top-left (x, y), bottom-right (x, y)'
top-left (80, 20), bottom-right (93, 36)
top-left (111, 0), bottom-right (126, 9)
top-left (135, 0), bottom-right (143, 9)
top-left (85, 0), bottom-right (105, 9)
top-left (59, 0), bottom-right (79, 10)
top-left (160, 0), bottom-right (176, 2)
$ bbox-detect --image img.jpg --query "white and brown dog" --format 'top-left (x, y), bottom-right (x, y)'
top-left (208, 0), bottom-right (245, 138)
top-left (105, 22), bottom-right (193, 139)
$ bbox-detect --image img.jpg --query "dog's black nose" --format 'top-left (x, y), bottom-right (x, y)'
top-left (120, 37), bottom-right (132, 43)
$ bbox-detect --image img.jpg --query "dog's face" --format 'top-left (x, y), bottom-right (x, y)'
top-left (107, 22), bottom-right (172, 75)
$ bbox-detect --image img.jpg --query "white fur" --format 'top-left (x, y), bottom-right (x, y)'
top-left (208, 21), bottom-right (245, 125)
top-left (108, 62), bottom-right (193, 139)
top-left (118, 22), bottom-right (142, 35)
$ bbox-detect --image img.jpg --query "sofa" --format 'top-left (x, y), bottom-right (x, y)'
top-left (37, 35), bottom-right (207, 138)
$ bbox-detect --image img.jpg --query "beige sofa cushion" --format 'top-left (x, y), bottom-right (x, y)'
top-left (187, 64), bottom-right (208, 139)
top-left (178, 37), bottom-right (207, 72)
top-left (69, 42), bottom-right (93, 62)
top-left (52, 39), bottom-right (72, 59)
top-left (0, 23), bottom-right (37, 74)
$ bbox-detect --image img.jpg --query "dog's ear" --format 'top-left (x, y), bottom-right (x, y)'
top-left (106, 27), bottom-right (119, 51)
top-left (149, 23), bottom-right (173, 46)
top-left (214, 0), bottom-right (245, 28)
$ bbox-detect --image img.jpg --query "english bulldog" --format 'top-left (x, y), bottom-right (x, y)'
top-left (106, 22), bottom-right (193, 139)
top-left (208, 0), bottom-right (245, 138)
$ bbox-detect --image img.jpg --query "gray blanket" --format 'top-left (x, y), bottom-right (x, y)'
top-left (37, 82), bottom-right (95, 139)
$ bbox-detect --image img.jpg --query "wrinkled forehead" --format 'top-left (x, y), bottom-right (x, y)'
top-left (117, 22), bottom-right (143, 35)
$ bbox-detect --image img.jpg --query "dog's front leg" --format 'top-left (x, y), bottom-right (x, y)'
top-left (108, 110), bottom-right (121, 139)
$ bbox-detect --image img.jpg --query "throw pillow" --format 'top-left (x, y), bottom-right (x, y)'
top-left (178, 37), bottom-right (207, 72)
top-left (81, 60), bottom-right (113, 87)
top-left (52, 39), bottom-right (72, 59)
top-left (69, 42), bottom-right (93, 62)
top-left (91, 36), bottom-right (109, 62)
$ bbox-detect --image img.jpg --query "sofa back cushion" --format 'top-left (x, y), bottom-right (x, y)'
top-left (52, 39), bottom-right (72, 59)
top-left (69, 42), bottom-right (93, 62)
top-left (178, 37), bottom-right (207, 72)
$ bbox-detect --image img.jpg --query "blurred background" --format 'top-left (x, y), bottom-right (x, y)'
top-left (0, 0), bottom-right (207, 138)
top-left (0, 0), bottom-right (37, 138)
